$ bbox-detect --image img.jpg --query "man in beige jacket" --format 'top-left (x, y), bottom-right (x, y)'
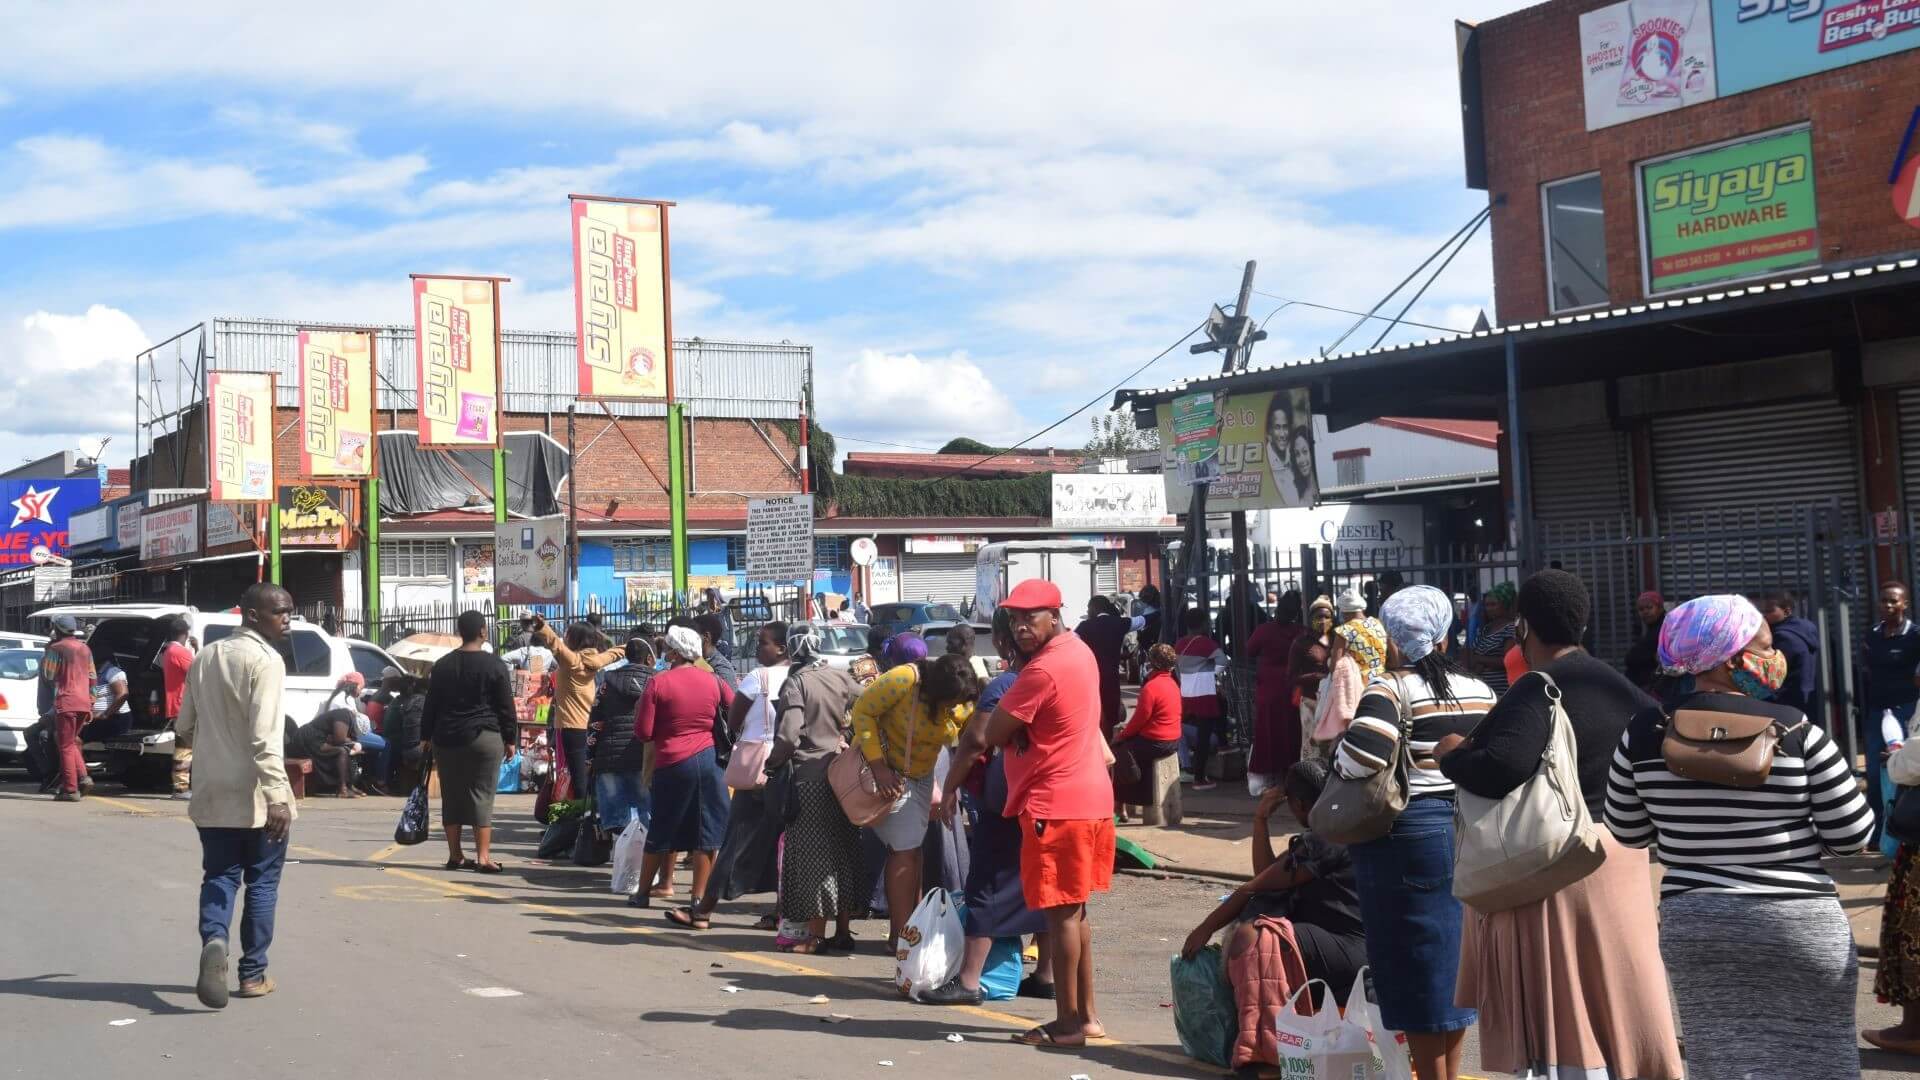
top-left (176, 583), bottom-right (297, 1010)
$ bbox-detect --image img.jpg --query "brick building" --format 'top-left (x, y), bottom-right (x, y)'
top-left (1121, 0), bottom-right (1920, 728)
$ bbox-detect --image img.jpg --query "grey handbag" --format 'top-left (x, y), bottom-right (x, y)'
top-left (1308, 673), bottom-right (1412, 845)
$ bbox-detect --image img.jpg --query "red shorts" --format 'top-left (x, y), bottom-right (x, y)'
top-left (1019, 813), bottom-right (1116, 910)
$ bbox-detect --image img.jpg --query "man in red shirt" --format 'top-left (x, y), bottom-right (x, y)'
top-left (40, 615), bottom-right (97, 802)
top-left (939, 579), bottom-right (1114, 1049)
top-left (161, 616), bottom-right (196, 800)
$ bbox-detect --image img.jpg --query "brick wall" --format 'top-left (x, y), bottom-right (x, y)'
top-left (1477, 0), bottom-right (1920, 323)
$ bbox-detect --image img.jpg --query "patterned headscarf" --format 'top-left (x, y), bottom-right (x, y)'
top-left (664, 625), bottom-right (704, 662)
top-left (883, 632), bottom-right (928, 668)
top-left (1381, 585), bottom-right (1454, 663)
top-left (1146, 643), bottom-right (1179, 672)
top-left (1333, 617), bottom-right (1388, 679)
top-left (1658, 594), bottom-right (1764, 675)
top-left (1486, 581), bottom-right (1518, 610)
top-left (787, 625), bottom-right (825, 666)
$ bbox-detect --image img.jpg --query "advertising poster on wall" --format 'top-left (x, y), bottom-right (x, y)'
top-left (412, 274), bottom-right (504, 448)
top-left (462, 543), bottom-right (495, 598)
top-left (277, 485), bottom-right (356, 549)
top-left (207, 371), bottom-right (275, 502)
top-left (571, 196), bottom-right (671, 401)
top-left (1050, 474), bottom-right (1175, 529)
top-left (1155, 387), bottom-right (1319, 512)
top-left (296, 328), bottom-right (375, 478)
top-left (141, 503), bottom-right (201, 563)
top-left (495, 515), bottom-right (566, 604)
top-left (1579, 0), bottom-right (1717, 130)
top-left (1639, 126), bottom-right (1818, 293)
top-left (1713, 0), bottom-right (1920, 98)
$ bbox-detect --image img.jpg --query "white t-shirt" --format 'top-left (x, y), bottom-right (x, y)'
top-left (736, 664), bottom-right (790, 744)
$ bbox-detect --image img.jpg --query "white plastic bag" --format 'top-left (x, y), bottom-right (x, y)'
top-left (1275, 979), bottom-right (1379, 1080)
top-left (1353, 967), bottom-right (1412, 1080)
top-left (895, 888), bottom-right (964, 1000)
top-left (608, 818), bottom-right (646, 895)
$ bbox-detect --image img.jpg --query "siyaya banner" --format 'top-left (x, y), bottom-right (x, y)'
top-left (1640, 126), bottom-right (1818, 293)
top-left (207, 371), bottom-right (276, 502)
top-left (296, 328), bottom-right (375, 478)
top-left (412, 275), bottom-right (504, 448)
top-left (1154, 387), bottom-right (1319, 512)
top-left (571, 196), bottom-right (671, 401)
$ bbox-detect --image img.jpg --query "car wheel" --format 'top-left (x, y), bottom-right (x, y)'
top-left (122, 755), bottom-right (174, 792)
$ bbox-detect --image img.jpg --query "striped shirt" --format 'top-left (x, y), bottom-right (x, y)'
top-left (1604, 692), bottom-right (1873, 897)
top-left (1334, 669), bottom-right (1497, 798)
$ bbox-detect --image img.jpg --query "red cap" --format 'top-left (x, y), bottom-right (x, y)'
top-left (1002, 579), bottom-right (1063, 611)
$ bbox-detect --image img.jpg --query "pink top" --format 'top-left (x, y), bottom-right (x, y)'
top-left (634, 663), bottom-right (735, 768)
top-left (1312, 653), bottom-right (1367, 743)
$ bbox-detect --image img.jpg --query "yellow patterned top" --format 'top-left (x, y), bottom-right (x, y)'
top-left (849, 663), bottom-right (972, 779)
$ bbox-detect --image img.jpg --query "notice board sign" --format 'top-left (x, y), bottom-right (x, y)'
top-left (747, 495), bottom-right (814, 583)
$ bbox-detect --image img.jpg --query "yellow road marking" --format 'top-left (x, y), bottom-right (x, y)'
top-left (89, 795), bottom-right (159, 816)
top-left (333, 882), bottom-right (458, 902)
top-left (366, 843), bottom-right (403, 863)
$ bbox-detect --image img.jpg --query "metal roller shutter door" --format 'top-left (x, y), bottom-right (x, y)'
top-left (1096, 551), bottom-right (1118, 595)
top-left (1898, 387), bottom-right (1920, 582)
top-left (1529, 425), bottom-right (1629, 524)
top-left (899, 553), bottom-right (976, 606)
top-left (1651, 399), bottom-right (1859, 602)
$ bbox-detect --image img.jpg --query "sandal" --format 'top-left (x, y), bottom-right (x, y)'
top-left (1014, 1023), bottom-right (1085, 1049)
top-left (444, 857), bottom-right (473, 871)
top-left (1016, 975), bottom-right (1055, 1000)
top-left (470, 860), bottom-right (504, 874)
top-left (776, 935), bottom-right (824, 954)
top-left (664, 907), bottom-right (711, 931)
top-left (820, 931), bottom-right (857, 954)
top-left (752, 913), bottom-right (779, 931)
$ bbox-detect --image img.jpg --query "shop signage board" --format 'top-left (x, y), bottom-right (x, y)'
top-left (1714, 0), bottom-right (1920, 98)
top-left (1579, 0), bottom-right (1718, 131)
top-left (205, 502), bottom-right (254, 549)
top-left (278, 485), bottom-right (356, 549)
top-left (747, 494), bottom-right (815, 582)
top-left (206, 371), bottom-right (275, 502)
top-left (1050, 474), bottom-right (1175, 529)
top-left (462, 543), bottom-right (494, 598)
top-left (68, 505), bottom-right (112, 548)
top-left (869, 556), bottom-right (901, 605)
top-left (495, 515), bottom-right (566, 604)
top-left (905, 535), bottom-right (987, 554)
top-left (1639, 126), bottom-right (1818, 293)
top-left (411, 274), bottom-right (504, 448)
top-left (296, 328), bottom-right (375, 478)
top-left (1168, 391), bottom-right (1223, 485)
top-left (115, 500), bottom-right (143, 550)
top-left (141, 503), bottom-right (202, 563)
top-left (571, 196), bottom-right (671, 400)
top-left (1154, 387), bottom-right (1319, 512)
top-left (0, 476), bottom-right (103, 567)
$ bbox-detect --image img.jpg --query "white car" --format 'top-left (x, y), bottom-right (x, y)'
top-left (31, 603), bottom-right (402, 787)
top-left (732, 621), bottom-right (872, 677)
top-left (0, 647), bottom-right (43, 768)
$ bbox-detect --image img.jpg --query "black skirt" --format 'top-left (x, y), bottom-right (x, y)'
top-left (961, 804), bottom-right (1046, 938)
top-left (700, 787), bottom-right (781, 904)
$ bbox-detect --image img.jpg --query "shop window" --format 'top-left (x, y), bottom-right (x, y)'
top-left (377, 540), bottom-right (449, 579)
top-left (1336, 455), bottom-right (1367, 487)
top-left (612, 538), bottom-right (671, 574)
top-left (1542, 174), bottom-right (1608, 313)
top-left (726, 536), bottom-right (747, 572)
top-left (814, 536), bottom-right (850, 569)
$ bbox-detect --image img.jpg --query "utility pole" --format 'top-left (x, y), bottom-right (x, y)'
top-left (1175, 260), bottom-right (1267, 647)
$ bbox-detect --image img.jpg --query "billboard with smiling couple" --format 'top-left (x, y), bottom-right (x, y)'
top-left (1154, 387), bottom-right (1319, 512)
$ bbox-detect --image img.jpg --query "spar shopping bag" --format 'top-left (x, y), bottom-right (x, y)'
top-left (1275, 979), bottom-right (1379, 1079)
top-left (1169, 946), bottom-right (1236, 1068)
top-left (1353, 967), bottom-right (1412, 1080)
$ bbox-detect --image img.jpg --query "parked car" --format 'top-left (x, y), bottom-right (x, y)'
top-left (0, 647), bottom-right (43, 770)
top-left (919, 622), bottom-right (1000, 681)
top-left (29, 603), bottom-right (402, 787)
top-left (734, 621), bottom-right (872, 676)
top-left (867, 602), bottom-right (964, 641)
top-left (0, 631), bottom-right (47, 651)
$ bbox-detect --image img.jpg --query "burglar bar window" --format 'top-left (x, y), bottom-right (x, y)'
top-left (612, 538), bottom-right (671, 573)
top-left (1542, 173), bottom-right (1608, 312)
top-left (378, 540), bottom-right (450, 579)
top-left (726, 536), bottom-right (747, 571)
top-left (814, 536), bottom-right (849, 568)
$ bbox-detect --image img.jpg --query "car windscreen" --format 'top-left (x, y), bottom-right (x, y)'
top-left (867, 604), bottom-right (917, 624)
top-left (820, 626), bottom-right (869, 653)
top-left (922, 627), bottom-right (997, 659)
top-left (927, 604), bottom-right (963, 622)
top-left (0, 649), bottom-right (41, 678)
top-left (204, 625), bottom-right (334, 676)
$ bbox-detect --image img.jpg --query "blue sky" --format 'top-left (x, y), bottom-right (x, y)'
top-left (0, 1), bottom-right (1528, 468)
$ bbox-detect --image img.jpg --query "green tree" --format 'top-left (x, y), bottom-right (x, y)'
top-left (1084, 411), bottom-right (1159, 459)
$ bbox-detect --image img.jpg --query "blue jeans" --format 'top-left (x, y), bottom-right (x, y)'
top-left (356, 730), bottom-right (389, 783)
top-left (596, 769), bottom-right (651, 831)
top-left (198, 827), bottom-right (287, 982)
top-left (1864, 702), bottom-right (1915, 844)
top-left (1347, 797), bottom-right (1477, 1034)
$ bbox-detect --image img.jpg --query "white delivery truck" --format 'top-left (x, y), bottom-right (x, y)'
top-left (973, 540), bottom-right (1098, 621)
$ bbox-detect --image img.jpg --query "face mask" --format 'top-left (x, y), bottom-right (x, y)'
top-left (1731, 647), bottom-right (1787, 699)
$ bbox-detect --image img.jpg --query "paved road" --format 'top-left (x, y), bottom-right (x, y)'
top-left (4, 777), bottom-right (1915, 1079)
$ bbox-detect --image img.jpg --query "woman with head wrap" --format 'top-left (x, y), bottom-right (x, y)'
top-left (1287, 596), bottom-right (1337, 759)
top-left (762, 624), bottom-right (868, 953)
top-left (1435, 571), bottom-right (1683, 1079)
top-left (1623, 590), bottom-right (1668, 689)
top-left (630, 624), bottom-right (735, 913)
top-left (1604, 595), bottom-right (1872, 1078)
top-left (1308, 615), bottom-right (1386, 750)
top-left (1465, 581), bottom-right (1520, 695)
top-left (1330, 585), bottom-right (1496, 1080)
top-left (1111, 644), bottom-right (1185, 811)
top-left (882, 632), bottom-right (929, 671)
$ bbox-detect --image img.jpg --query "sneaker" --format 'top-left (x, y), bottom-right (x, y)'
top-left (172, 790), bottom-right (194, 801)
top-left (626, 892), bottom-right (651, 909)
top-left (1192, 780), bottom-right (1218, 792)
top-left (53, 790), bottom-right (82, 802)
top-left (916, 977), bottom-right (983, 1006)
top-left (196, 939), bottom-right (230, 1009)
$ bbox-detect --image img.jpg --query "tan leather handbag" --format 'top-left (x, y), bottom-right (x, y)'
top-left (1662, 708), bottom-right (1805, 789)
top-left (1309, 674), bottom-right (1413, 845)
top-left (829, 686), bottom-right (919, 827)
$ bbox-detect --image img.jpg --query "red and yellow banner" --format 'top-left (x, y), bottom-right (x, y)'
top-left (571, 195), bottom-right (671, 400)
top-left (207, 371), bottom-right (276, 502)
top-left (412, 275), bottom-right (504, 448)
top-left (296, 329), bottom-right (374, 478)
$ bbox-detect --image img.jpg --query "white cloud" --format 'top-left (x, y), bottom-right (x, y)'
top-left (214, 104), bottom-right (356, 154)
top-left (0, 305), bottom-right (148, 441)
top-left (818, 349), bottom-right (1029, 447)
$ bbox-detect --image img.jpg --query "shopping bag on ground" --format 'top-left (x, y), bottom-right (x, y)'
top-left (572, 812), bottom-right (612, 867)
top-left (394, 772), bottom-right (431, 846)
top-left (1353, 966), bottom-right (1412, 1080)
top-left (537, 815), bottom-right (581, 859)
top-left (896, 887), bottom-right (964, 1000)
top-left (609, 817), bottom-right (646, 895)
top-left (980, 936), bottom-right (1023, 1001)
top-left (1277, 978), bottom-right (1381, 1080)
top-left (1169, 946), bottom-right (1236, 1068)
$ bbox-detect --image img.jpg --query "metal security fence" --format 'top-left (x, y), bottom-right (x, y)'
top-left (308, 583), bottom-right (807, 650)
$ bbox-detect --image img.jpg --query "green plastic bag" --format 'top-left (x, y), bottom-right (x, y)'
top-left (1170, 946), bottom-right (1237, 1067)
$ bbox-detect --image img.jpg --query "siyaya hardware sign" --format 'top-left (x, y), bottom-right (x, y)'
top-left (412, 275), bottom-right (503, 448)
top-left (297, 329), bottom-right (374, 477)
top-left (571, 196), bottom-right (671, 400)
top-left (1640, 126), bottom-right (1819, 292)
top-left (1154, 388), bottom-right (1319, 512)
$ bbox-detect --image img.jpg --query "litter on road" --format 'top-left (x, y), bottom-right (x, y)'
top-left (463, 987), bottom-right (523, 998)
